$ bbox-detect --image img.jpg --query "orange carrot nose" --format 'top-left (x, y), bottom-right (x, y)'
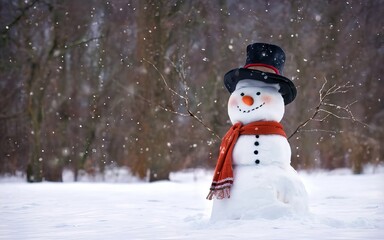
top-left (242, 95), bottom-right (254, 106)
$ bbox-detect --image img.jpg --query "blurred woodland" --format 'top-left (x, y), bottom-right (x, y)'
top-left (0, 0), bottom-right (383, 182)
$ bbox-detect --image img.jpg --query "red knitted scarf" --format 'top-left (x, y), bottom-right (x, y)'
top-left (206, 121), bottom-right (287, 200)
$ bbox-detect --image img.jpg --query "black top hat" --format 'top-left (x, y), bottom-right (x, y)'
top-left (224, 43), bottom-right (297, 105)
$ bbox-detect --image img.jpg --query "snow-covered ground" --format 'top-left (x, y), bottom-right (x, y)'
top-left (1, 167), bottom-right (383, 240)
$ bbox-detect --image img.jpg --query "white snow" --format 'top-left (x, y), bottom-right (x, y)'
top-left (1, 168), bottom-right (383, 240)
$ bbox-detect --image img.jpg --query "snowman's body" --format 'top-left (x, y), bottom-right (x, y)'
top-left (211, 80), bottom-right (308, 220)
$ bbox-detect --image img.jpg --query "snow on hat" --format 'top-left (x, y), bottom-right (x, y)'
top-left (224, 43), bottom-right (297, 105)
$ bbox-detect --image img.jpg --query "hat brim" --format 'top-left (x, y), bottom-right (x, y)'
top-left (224, 68), bottom-right (297, 105)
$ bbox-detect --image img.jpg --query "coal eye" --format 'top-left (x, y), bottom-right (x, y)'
top-left (256, 92), bottom-right (261, 96)
top-left (240, 93), bottom-right (245, 96)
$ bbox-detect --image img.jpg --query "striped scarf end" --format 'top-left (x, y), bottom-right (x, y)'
top-left (206, 187), bottom-right (231, 200)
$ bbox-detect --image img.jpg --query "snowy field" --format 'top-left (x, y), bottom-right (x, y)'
top-left (1, 167), bottom-right (383, 240)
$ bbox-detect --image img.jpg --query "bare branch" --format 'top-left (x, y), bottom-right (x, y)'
top-left (288, 77), bottom-right (365, 140)
top-left (66, 36), bottom-right (104, 49)
top-left (142, 58), bottom-right (221, 140)
top-left (317, 109), bottom-right (354, 120)
top-left (296, 128), bottom-right (344, 134)
top-left (142, 58), bottom-right (188, 102)
top-left (1, 0), bottom-right (39, 36)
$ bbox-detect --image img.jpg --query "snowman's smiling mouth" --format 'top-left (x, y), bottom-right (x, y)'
top-left (237, 102), bottom-right (265, 113)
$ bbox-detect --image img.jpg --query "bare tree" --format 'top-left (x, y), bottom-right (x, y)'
top-left (0, 0), bottom-right (382, 180)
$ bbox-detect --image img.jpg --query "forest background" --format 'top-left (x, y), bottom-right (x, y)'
top-left (0, 0), bottom-right (383, 182)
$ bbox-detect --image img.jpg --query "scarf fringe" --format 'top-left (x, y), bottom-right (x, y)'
top-left (206, 187), bottom-right (231, 200)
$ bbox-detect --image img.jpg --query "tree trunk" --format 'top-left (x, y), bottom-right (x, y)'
top-left (132, 0), bottom-right (172, 181)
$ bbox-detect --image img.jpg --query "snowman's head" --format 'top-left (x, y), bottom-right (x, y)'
top-left (228, 80), bottom-right (285, 125)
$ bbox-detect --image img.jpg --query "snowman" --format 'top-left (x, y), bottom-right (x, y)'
top-left (207, 43), bottom-right (308, 220)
